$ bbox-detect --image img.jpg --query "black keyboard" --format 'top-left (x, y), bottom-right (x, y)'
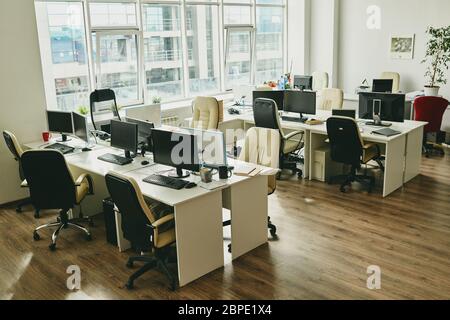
top-left (143, 174), bottom-right (189, 190)
top-left (281, 116), bottom-right (306, 123)
top-left (45, 143), bottom-right (74, 154)
top-left (98, 153), bottom-right (133, 166)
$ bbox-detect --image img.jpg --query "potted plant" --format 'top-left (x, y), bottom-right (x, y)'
top-left (422, 26), bottom-right (450, 96)
top-left (77, 105), bottom-right (89, 115)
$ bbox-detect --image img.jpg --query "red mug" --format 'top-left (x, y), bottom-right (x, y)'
top-left (42, 132), bottom-right (52, 142)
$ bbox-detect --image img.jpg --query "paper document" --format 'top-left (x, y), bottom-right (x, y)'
top-left (198, 180), bottom-right (228, 190)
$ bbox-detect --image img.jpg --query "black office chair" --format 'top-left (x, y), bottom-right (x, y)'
top-left (2, 131), bottom-right (33, 214)
top-left (105, 172), bottom-right (177, 291)
top-left (326, 117), bottom-right (384, 193)
top-left (89, 89), bottom-right (121, 138)
top-left (21, 150), bottom-right (94, 251)
top-left (253, 98), bottom-right (303, 178)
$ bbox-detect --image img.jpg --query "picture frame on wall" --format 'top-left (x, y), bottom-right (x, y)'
top-left (390, 35), bottom-right (415, 59)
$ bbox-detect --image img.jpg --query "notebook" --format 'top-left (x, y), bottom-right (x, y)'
top-left (372, 128), bottom-right (401, 137)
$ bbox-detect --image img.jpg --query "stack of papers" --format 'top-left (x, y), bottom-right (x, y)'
top-left (198, 180), bottom-right (228, 190)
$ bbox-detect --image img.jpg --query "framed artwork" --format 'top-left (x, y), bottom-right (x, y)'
top-left (390, 35), bottom-right (415, 59)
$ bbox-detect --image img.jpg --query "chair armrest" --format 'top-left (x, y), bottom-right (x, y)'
top-left (75, 173), bottom-right (94, 194)
top-left (284, 131), bottom-right (303, 140)
top-left (21, 180), bottom-right (28, 188)
top-left (152, 214), bottom-right (175, 229)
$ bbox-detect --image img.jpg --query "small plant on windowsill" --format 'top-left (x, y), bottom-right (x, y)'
top-left (152, 96), bottom-right (162, 104)
top-left (77, 105), bottom-right (89, 115)
top-left (421, 26), bottom-right (450, 96)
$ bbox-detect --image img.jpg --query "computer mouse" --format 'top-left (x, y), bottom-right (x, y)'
top-left (185, 182), bottom-right (197, 189)
top-left (141, 160), bottom-right (150, 166)
top-left (82, 147), bottom-right (92, 152)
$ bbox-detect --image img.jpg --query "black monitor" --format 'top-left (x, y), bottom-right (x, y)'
top-left (372, 79), bottom-right (393, 93)
top-left (125, 117), bottom-right (155, 152)
top-left (332, 109), bottom-right (356, 119)
top-left (151, 129), bottom-right (200, 178)
top-left (359, 92), bottom-right (405, 126)
top-left (47, 110), bottom-right (73, 142)
top-left (294, 75), bottom-right (313, 90)
top-left (283, 90), bottom-right (316, 121)
top-left (110, 120), bottom-right (138, 159)
top-left (253, 90), bottom-right (285, 111)
top-left (72, 112), bottom-right (89, 143)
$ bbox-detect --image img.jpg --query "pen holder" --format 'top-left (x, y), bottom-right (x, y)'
top-left (200, 168), bottom-right (213, 183)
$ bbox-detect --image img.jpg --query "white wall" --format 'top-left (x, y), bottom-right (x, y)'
top-left (338, 0), bottom-right (450, 97)
top-left (0, 0), bottom-right (47, 204)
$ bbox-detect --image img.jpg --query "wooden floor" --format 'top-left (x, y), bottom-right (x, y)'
top-left (1, 152), bottom-right (450, 300)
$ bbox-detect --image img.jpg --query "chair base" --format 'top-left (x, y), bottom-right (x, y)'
top-left (423, 142), bottom-right (445, 157)
top-left (125, 247), bottom-right (177, 291)
top-left (279, 154), bottom-right (303, 179)
top-left (328, 173), bottom-right (375, 193)
top-left (33, 210), bottom-right (92, 251)
top-left (223, 217), bottom-right (277, 239)
top-left (16, 198), bottom-right (32, 213)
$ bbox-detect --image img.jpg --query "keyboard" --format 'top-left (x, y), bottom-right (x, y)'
top-left (282, 116), bottom-right (306, 123)
top-left (45, 143), bottom-right (74, 155)
top-left (143, 174), bottom-right (189, 190)
top-left (98, 153), bottom-right (133, 166)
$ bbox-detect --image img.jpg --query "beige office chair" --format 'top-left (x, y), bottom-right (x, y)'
top-left (223, 127), bottom-right (280, 241)
top-left (191, 96), bottom-right (220, 130)
top-left (317, 88), bottom-right (344, 111)
top-left (381, 72), bottom-right (400, 93)
top-left (312, 71), bottom-right (329, 91)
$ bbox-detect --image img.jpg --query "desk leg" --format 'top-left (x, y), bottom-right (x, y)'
top-left (303, 130), bottom-right (310, 179)
top-left (174, 191), bottom-right (224, 287)
top-left (383, 136), bottom-right (406, 197)
top-left (224, 175), bottom-right (268, 260)
top-left (404, 127), bottom-right (424, 183)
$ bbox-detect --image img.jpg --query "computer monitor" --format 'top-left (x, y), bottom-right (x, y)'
top-left (110, 120), bottom-right (138, 159)
top-left (372, 79), bottom-right (393, 93)
top-left (125, 117), bottom-right (155, 152)
top-left (253, 90), bottom-right (285, 111)
top-left (183, 128), bottom-right (228, 168)
top-left (294, 75), bottom-right (313, 90)
top-left (332, 109), bottom-right (356, 119)
top-left (47, 110), bottom-right (74, 142)
top-left (72, 112), bottom-right (89, 144)
top-left (283, 90), bottom-right (316, 121)
top-left (151, 129), bottom-right (200, 178)
top-left (359, 92), bottom-right (405, 126)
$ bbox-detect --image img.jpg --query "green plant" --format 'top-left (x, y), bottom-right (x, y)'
top-left (152, 96), bottom-right (162, 104)
top-left (77, 105), bottom-right (89, 115)
top-left (422, 26), bottom-right (450, 87)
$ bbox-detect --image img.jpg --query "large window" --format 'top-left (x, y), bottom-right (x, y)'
top-left (35, 0), bottom-right (287, 112)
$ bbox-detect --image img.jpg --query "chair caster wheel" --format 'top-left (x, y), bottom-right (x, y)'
top-left (85, 234), bottom-right (92, 241)
top-left (125, 281), bottom-right (134, 290)
top-left (16, 207), bottom-right (22, 213)
top-left (269, 227), bottom-right (277, 238)
top-left (297, 171), bottom-right (303, 179)
top-left (340, 186), bottom-right (347, 193)
top-left (33, 231), bottom-right (40, 241)
top-left (126, 261), bottom-right (134, 268)
top-left (49, 243), bottom-right (56, 251)
top-left (34, 211), bottom-right (40, 219)
top-left (228, 244), bottom-right (232, 253)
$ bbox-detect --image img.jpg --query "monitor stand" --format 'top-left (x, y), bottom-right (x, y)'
top-left (366, 115), bottom-right (392, 127)
top-left (124, 150), bottom-right (133, 159)
top-left (56, 133), bottom-right (71, 143)
top-left (169, 167), bottom-right (190, 179)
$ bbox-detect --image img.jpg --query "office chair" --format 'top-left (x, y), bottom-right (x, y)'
top-left (21, 150), bottom-right (94, 251)
top-left (326, 117), bottom-right (384, 193)
top-left (89, 89), bottom-right (121, 137)
top-left (312, 71), bottom-right (329, 91)
top-left (441, 107), bottom-right (450, 145)
top-left (414, 96), bottom-right (449, 157)
top-left (317, 88), bottom-right (344, 111)
top-left (191, 96), bottom-right (220, 130)
top-left (105, 172), bottom-right (177, 291)
top-left (381, 72), bottom-right (400, 93)
top-left (253, 98), bottom-right (303, 178)
top-left (2, 131), bottom-right (32, 214)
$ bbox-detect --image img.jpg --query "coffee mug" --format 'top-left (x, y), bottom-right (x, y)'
top-left (42, 131), bottom-right (52, 142)
top-left (219, 166), bottom-right (233, 180)
top-left (200, 168), bottom-right (213, 183)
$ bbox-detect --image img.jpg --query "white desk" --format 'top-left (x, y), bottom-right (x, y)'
top-left (24, 137), bottom-right (271, 287)
top-left (216, 109), bottom-right (426, 197)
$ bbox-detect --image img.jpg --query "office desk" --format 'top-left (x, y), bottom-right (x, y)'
top-left (24, 138), bottom-right (271, 287)
top-left (216, 110), bottom-right (426, 197)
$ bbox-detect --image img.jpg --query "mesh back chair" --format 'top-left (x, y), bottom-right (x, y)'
top-left (89, 89), bottom-right (121, 138)
top-left (253, 98), bottom-right (303, 178)
top-left (326, 117), bottom-right (384, 193)
top-left (21, 150), bottom-right (94, 251)
top-left (105, 172), bottom-right (177, 290)
top-left (2, 131), bottom-right (32, 213)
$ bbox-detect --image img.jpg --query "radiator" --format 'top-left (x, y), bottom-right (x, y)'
top-left (161, 116), bottom-right (180, 127)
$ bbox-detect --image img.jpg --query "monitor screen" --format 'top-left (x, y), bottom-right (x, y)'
top-left (253, 90), bottom-right (285, 111)
top-left (359, 92), bottom-right (405, 123)
top-left (125, 117), bottom-right (155, 145)
top-left (72, 112), bottom-right (88, 143)
top-left (372, 79), bottom-right (393, 93)
top-left (294, 76), bottom-right (313, 90)
top-left (151, 129), bottom-right (200, 173)
top-left (284, 90), bottom-right (316, 116)
top-left (110, 120), bottom-right (138, 154)
top-left (47, 111), bottom-right (73, 134)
